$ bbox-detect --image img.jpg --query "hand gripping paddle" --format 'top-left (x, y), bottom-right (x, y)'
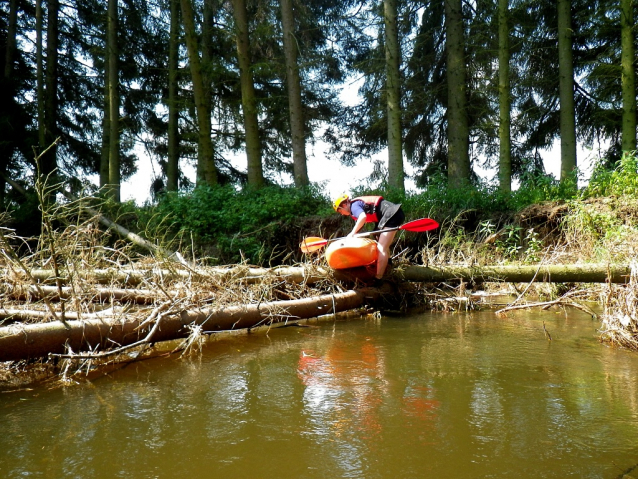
top-left (300, 217), bottom-right (439, 254)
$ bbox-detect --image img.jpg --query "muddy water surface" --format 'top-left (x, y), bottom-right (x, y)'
top-left (2, 309), bottom-right (638, 478)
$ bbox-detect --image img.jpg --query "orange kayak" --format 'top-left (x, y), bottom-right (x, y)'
top-left (325, 237), bottom-right (379, 270)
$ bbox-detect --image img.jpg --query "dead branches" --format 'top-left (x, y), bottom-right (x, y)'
top-left (0, 290), bottom-right (366, 362)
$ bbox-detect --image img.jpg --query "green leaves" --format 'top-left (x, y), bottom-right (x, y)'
top-left (586, 152), bottom-right (638, 198)
top-left (149, 184), bottom-right (330, 264)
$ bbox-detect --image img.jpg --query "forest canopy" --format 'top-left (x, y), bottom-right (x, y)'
top-left (0, 0), bottom-right (635, 206)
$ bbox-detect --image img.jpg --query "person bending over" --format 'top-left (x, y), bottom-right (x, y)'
top-left (333, 194), bottom-right (405, 280)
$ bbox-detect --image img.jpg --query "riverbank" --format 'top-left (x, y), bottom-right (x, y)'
top-left (4, 165), bottom-right (638, 386)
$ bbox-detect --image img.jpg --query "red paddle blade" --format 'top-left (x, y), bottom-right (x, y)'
top-left (300, 236), bottom-right (328, 253)
top-left (399, 218), bottom-right (439, 232)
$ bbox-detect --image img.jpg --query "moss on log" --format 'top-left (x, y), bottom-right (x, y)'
top-left (2, 265), bottom-right (328, 286)
top-left (397, 263), bottom-right (631, 284)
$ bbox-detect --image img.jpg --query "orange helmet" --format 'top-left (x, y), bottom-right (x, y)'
top-left (333, 194), bottom-right (349, 211)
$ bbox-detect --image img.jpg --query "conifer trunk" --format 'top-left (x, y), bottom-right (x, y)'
top-left (167, 0), bottom-right (180, 192)
top-left (36, 0), bottom-right (46, 151)
top-left (621, 0), bottom-right (636, 152)
top-left (280, 0), bottom-right (309, 187)
top-left (445, 0), bottom-right (470, 188)
top-left (384, 0), bottom-right (404, 192)
top-left (557, 0), bottom-right (577, 181)
top-left (233, 0), bottom-right (264, 188)
top-left (1, 0), bottom-right (18, 208)
top-left (107, 0), bottom-right (121, 202)
top-left (180, 0), bottom-right (218, 186)
top-left (498, 0), bottom-right (511, 193)
top-left (41, 0), bottom-right (59, 178)
top-left (4, 0), bottom-right (17, 79)
top-left (100, 51), bottom-right (111, 188)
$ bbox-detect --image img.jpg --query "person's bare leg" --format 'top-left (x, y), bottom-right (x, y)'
top-left (376, 230), bottom-right (397, 279)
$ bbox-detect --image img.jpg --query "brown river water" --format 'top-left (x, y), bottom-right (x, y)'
top-left (2, 308), bottom-right (638, 478)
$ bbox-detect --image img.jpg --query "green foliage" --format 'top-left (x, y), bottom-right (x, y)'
top-left (509, 170), bottom-right (579, 210)
top-left (495, 225), bottom-right (522, 260)
top-left (584, 152), bottom-right (638, 198)
top-left (563, 201), bottom-right (619, 242)
top-left (146, 184), bottom-right (330, 264)
top-left (400, 174), bottom-right (505, 220)
top-left (523, 228), bottom-right (543, 263)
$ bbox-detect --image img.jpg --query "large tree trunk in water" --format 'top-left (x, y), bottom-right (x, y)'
top-left (384, 0), bottom-right (403, 192)
top-left (0, 291), bottom-right (365, 362)
top-left (498, 0), bottom-right (511, 193)
top-left (180, 0), bottom-right (218, 186)
top-left (280, 0), bottom-right (308, 187)
top-left (107, 0), bottom-right (121, 202)
top-left (41, 0), bottom-right (59, 179)
top-left (445, 0), bottom-right (470, 188)
top-left (557, 0), bottom-right (576, 181)
top-left (621, 0), bottom-right (636, 152)
top-left (233, 0), bottom-right (264, 188)
top-left (398, 263), bottom-right (632, 284)
top-left (167, 0), bottom-right (180, 191)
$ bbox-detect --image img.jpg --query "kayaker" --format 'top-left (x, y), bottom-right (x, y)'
top-left (333, 194), bottom-right (405, 280)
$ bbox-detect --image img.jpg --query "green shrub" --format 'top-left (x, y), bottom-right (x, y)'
top-left (147, 184), bottom-right (330, 264)
top-left (584, 151), bottom-right (638, 198)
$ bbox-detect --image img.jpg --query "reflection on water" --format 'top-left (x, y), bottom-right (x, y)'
top-left (2, 309), bottom-right (638, 478)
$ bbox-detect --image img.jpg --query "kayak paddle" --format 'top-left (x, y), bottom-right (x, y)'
top-left (300, 217), bottom-right (439, 254)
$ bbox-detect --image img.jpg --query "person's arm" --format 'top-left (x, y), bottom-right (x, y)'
top-left (348, 211), bottom-right (367, 236)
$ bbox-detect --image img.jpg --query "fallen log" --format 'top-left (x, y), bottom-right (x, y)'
top-left (397, 263), bottom-right (631, 284)
top-left (0, 290), bottom-right (367, 362)
top-left (1, 265), bottom-right (328, 286)
top-left (1, 284), bottom-right (160, 304)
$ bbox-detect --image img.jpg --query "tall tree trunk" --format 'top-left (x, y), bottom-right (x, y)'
top-left (621, 0), bottom-right (636, 152)
top-left (107, 0), bottom-right (121, 202)
top-left (445, 0), bottom-right (470, 188)
top-left (201, 0), bottom-right (214, 109)
top-left (41, 0), bottom-right (59, 179)
top-left (280, 0), bottom-right (308, 187)
top-left (232, 0), bottom-right (264, 188)
top-left (384, 0), bottom-right (404, 192)
top-left (167, 0), bottom-right (180, 191)
top-left (36, 0), bottom-right (45, 150)
top-left (180, 0), bottom-right (218, 186)
top-left (557, 0), bottom-right (576, 181)
top-left (1, 0), bottom-right (18, 208)
top-left (100, 52), bottom-right (111, 188)
top-left (498, 0), bottom-right (511, 193)
top-left (4, 0), bottom-right (17, 78)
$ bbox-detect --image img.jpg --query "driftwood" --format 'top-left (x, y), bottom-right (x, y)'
top-left (397, 263), bottom-right (631, 284)
top-left (1, 265), bottom-right (329, 286)
top-left (0, 290), bottom-right (368, 362)
top-left (495, 297), bottom-right (598, 317)
top-left (3, 263), bottom-right (629, 288)
top-left (1, 284), bottom-right (160, 305)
